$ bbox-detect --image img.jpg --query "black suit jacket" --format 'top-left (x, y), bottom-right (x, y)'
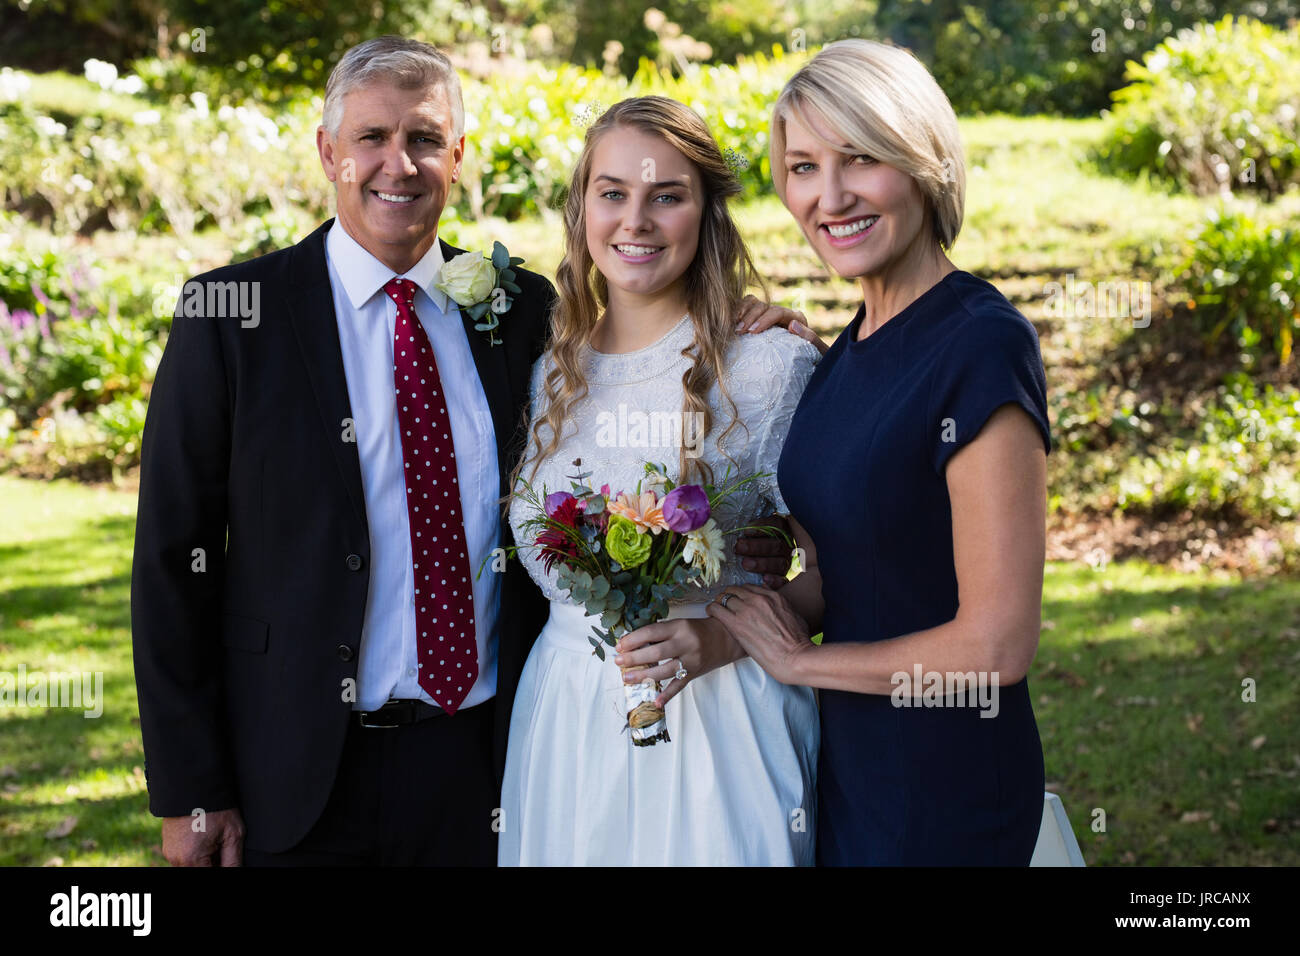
top-left (130, 219), bottom-right (553, 852)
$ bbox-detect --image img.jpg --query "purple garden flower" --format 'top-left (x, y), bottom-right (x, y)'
top-left (31, 281), bottom-right (52, 310)
top-left (545, 490), bottom-right (577, 518)
top-left (661, 484), bottom-right (710, 533)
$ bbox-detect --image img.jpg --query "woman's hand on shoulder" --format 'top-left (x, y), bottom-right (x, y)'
top-left (735, 294), bottom-right (829, 356)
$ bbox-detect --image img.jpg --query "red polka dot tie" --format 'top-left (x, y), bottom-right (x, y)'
top-left (386, 277), bottom-right (477, 714)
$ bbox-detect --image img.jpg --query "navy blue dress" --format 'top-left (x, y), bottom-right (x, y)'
top-left (777, 271), bottom-right (1052, 866)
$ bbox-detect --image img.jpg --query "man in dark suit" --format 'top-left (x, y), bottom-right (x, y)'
top-left (132, 35), bottom-right (794, 867)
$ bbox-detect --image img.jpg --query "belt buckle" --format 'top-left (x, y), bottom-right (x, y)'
top-left (357, 699), bottom-right (410, 729)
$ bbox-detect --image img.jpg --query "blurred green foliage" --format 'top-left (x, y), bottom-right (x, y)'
top-left (0, 234), bottom-right (161, 477)
top-left (1099, 16), bottom-right (1300, 199)
top-left (6, 1), bottom-right (1300, 116)
top-left (1179, 208), bottom-right (1300, 366)
top-left (1, 50), bottom-right (803, 234)
top-left (1051, 373), bottom-right (1300, 522)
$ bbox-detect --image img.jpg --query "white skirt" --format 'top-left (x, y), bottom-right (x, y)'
top-left (498, 599), bottom-right (819, 866)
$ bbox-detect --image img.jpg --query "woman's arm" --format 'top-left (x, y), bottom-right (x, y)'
top-left (714, 404), bottom-right (1045, 692)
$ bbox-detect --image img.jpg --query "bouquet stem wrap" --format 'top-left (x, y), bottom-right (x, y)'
top-left (618, 656), bottom-right (670, 746)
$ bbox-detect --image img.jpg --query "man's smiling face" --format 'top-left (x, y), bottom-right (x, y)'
top-left (317, 81), bottom-right (464, 274)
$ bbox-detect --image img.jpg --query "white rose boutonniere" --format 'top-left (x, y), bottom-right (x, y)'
top-left (435, 240), bottom-right (524, 347)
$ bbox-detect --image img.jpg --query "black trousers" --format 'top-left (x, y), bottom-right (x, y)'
top-left (243, 702), bottom-right (498, 866)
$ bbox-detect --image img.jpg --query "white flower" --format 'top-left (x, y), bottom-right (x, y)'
top-left (132, 110), bottom-right (161, 127)
top-left (34, 115), bottom-right (67, 137)
top-left (436, 252), bottom-right (497, 305)
top-left (0, 68), bottom-right (32, 103)
top-left (84, 58), bottom-right (117, 90)
top-left (682, 518), bottom-right (724, 585)
top-left (113, 75), bottom-right (145, 95)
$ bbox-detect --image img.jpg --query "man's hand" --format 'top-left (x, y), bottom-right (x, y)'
top-left (162, 808), bottom-right (246, 866)
top-left (734, 513), bottom-right (795, 589)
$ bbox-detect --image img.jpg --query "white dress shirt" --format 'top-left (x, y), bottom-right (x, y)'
top-left (325, 220), bottom-right (500, 712)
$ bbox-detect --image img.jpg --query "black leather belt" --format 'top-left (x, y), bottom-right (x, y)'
top-left (356, 698), bottom-right (445, 728)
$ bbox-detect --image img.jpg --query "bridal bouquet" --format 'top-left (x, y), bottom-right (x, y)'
top-left (510, 461), bottom-right (785, 747)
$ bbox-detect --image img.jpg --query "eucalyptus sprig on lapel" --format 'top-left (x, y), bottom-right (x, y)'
top-left (435, 240), bottom-right (525, 347)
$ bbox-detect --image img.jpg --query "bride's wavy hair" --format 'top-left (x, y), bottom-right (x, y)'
top-left (516, 95), bottom-right (766, 492)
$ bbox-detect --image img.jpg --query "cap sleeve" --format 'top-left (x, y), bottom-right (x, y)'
top-left (754, 336), bottom-right (821, 514)
top-left (926, 312), bottom-right (1051, 476)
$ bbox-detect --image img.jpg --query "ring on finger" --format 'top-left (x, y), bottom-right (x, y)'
top-left (674, 659), bottom-right (688, 681)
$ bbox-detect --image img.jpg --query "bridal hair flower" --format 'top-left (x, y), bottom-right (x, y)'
top-left (435, 240), bottom-right (524, 347)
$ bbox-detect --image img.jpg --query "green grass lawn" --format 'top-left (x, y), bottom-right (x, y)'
top-left (1, 474), bottom-right (1295, 865)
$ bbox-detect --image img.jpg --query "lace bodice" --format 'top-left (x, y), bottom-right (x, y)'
top-left (508, 315), bottom-right (821, 606)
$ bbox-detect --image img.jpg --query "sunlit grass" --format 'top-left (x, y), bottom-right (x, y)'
top-left (1036, 561), bottom-right (1299, 865)
top-left (0, 475), bottom-right (157, 867)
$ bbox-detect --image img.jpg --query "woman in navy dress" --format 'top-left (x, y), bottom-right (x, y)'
top-left (716, 39), bottom-right (1052, 865)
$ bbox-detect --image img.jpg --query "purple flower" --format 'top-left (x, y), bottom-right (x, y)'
top-left (31, 281), bottom-right (52, 310)
top-left (661, 484), bottom-right (710, 533)
top-left (544, 491), bottom-right (577, 518)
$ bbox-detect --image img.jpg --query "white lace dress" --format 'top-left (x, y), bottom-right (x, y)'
top-left (498, 315), bottom-right (822, 866)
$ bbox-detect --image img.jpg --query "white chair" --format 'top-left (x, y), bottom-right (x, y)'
top-left (1030, 792), bottom-right (1086, 866)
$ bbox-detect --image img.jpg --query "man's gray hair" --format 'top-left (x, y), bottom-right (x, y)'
top-left (322, 35), bottom-right (465, 140)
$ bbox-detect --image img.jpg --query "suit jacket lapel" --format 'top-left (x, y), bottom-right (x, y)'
top-left (440, 238), bottom-right (516, 500)
top-left (285, 219), bottom-right (370, 529)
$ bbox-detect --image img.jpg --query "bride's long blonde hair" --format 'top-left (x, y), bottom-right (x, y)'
top-left (516, 95), bottom-right (766, 491)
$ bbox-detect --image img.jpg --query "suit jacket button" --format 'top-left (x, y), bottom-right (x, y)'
top-left (346, 554), bottom-right (364, 571)
top-left (337, 644), bottom-right (354, 662)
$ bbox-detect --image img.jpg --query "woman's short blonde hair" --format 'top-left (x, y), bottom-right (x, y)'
top-left (770, 39), bottom-right (965, 250)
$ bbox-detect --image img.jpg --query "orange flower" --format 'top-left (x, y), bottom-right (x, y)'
top-left (606, 490), bottom-right (670, 535)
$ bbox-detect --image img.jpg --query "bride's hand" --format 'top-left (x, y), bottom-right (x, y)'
top-left (613, 616), bottom-right (743, 708)
top-left (734, 294), bottom-right (830, 356)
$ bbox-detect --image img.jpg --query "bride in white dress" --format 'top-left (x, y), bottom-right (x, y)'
top-left (498, 96), bottom-right (821, 865)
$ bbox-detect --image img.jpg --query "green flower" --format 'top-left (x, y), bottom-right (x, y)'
top-left (605, 514), bottom-right (652, 569)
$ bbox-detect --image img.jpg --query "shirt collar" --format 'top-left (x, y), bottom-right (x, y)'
top-left (326, 219), bottom-right (452, 315)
